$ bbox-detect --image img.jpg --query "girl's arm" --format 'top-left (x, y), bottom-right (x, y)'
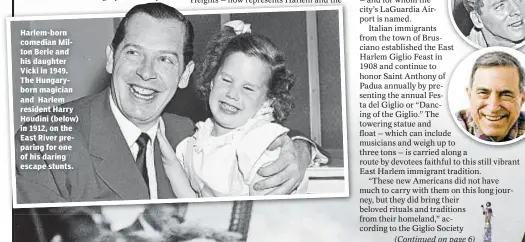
top-left (235, 122), bottom-right (307, 196)
top-left (157, 129), bottom-right (197, 198)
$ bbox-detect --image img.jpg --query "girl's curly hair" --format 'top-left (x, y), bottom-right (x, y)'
top-left (195, 24), bottom-right (295, 123)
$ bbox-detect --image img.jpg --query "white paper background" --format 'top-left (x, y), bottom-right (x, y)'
top-left (0, 1), bottom-right (13, 241)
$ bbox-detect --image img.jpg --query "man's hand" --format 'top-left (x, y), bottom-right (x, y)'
top-left (253, 134), bottom-right (311, 195)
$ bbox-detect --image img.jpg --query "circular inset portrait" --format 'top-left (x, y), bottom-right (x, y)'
top-left (449, 0), bottom-right (525, 49)
top-left (449, 47), bottom-right (525, 145)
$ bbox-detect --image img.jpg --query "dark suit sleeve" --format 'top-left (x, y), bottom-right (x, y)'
top-left (16, 176), bottom-right (69, 204)
top-left (15, 123), bottom-right (69, 204)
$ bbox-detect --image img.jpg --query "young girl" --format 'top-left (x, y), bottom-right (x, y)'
top-left (158, 20), bottom-right (306, 197)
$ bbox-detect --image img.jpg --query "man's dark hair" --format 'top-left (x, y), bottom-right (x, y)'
top-left (463, 0), bottom-right (484, 15)
top-left (196, 25), bottom-right (296, 123)
top-left (111, 2), bottom-right (194, 65)
top-left (470, 51), bottom-right (525, 92)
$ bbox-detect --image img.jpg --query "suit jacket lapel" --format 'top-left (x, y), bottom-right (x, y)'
top-left (156, 113), bottom-right (194, 199)
top-left (88, 88), bottom-right (149, 200)
top-left (154, 137), bottom-right (176, 199)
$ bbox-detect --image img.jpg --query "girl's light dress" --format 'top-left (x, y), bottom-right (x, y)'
top-left (166, 106), bottom-right (308, 197)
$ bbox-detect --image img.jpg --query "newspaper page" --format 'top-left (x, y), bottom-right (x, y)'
top-left (2, 0), bottom-right (525, 242)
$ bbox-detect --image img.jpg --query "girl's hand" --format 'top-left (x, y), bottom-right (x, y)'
top-left (157, 126), bottom-right (197, 198)
top-left (157, 125), bottom-right (178, 166)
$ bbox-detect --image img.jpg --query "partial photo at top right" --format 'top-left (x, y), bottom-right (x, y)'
top-left (450, 0), bottom-right (525, 49)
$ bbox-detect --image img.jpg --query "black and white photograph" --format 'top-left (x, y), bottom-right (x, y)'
top-left (449, 0), bottom-right (525, 49)
top-left (8, 3), bottom-right (348, 207)
top-left (14, 202), bottom-right (250, 242)
top-left (13, 200), bottom-right (350, 242)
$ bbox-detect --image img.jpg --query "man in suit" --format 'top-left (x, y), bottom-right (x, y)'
top-left (15, 2), bottom-right (317, 203)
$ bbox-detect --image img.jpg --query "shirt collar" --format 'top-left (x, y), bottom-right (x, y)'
top-left (468, 28), bottom-right (488, 48)
top-left (109, 91), bottom-right (161, 147)
top-left (469, 27), bottom-right (519, 48)
top-left (457, 109), bottom-right (524, 142)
